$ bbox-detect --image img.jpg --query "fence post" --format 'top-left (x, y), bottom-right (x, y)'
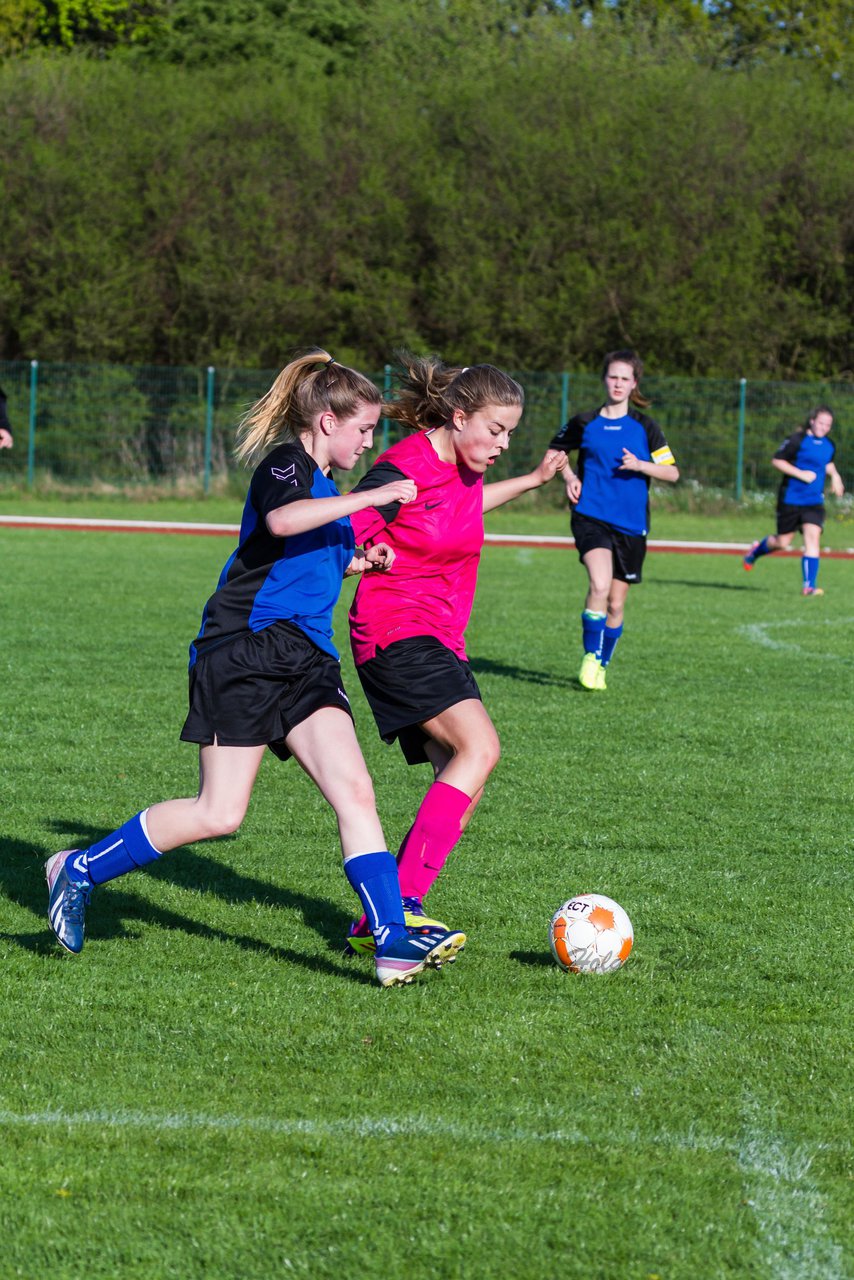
top-left (27, 359), bottom-right (38, 488)
top-left (736, 376), bottom-right (747, 501)
top-left (204, 365), bottom-right (215, 495)
top-left (560, 371), bottom-right (570, 429)
top-left (382, 363), bottom-right (392, 450)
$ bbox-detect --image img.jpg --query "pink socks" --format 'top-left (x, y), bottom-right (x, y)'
top-left (396, 781), bottom-right (472, 900)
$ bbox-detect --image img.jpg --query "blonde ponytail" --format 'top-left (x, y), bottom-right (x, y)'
top-left (235, 349), bottom-right (381, 468)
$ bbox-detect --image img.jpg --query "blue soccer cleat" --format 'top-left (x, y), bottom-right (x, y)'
top-left (374, 927), bottom-right (467, 988)
top-left (45, 850), bottom-right (91, 954)
top-left (345, 895), bottom-right (450, 957)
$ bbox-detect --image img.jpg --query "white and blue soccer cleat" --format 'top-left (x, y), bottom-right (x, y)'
top-left (45, 850), bottom-right (91, 955)
top-left (374, 926), bottom-right (467, 988)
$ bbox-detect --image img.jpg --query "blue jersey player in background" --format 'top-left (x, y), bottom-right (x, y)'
top-left (743, 406), bottom-right (844, 596)
top-left (44, 349), bottom-right (465, 987)
top-left (547, 350), bottom-right (679, 691)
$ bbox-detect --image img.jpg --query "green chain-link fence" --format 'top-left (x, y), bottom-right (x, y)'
top-left (0, 360), bottom-right (850, 499)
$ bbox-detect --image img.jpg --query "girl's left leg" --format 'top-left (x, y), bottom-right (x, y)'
top-left (394, 699), bottom-right (499, 903)
top-left (801, 522), bottom-right (823, 594)
top-left (600, 579), bottom-right (631, 675)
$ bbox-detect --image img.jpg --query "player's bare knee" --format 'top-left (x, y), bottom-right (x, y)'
top-left (197, 803), bottom-right (247, 838)
top-left (469, 735), bottom-right (500, 779)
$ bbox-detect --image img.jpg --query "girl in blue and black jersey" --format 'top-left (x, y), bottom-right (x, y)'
top-left (43, 350), bottom-right (465, 987)
top-left (743, 406), bottom-right (844, 596)
top-left (547, 350), bottom-right (679, 691)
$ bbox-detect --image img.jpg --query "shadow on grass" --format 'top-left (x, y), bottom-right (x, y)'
top-left (510, 949), bottom-right (554, 967)
top-left (648, 578), bottom-right (756, 592)
top-left (0, 827), bottom-right (369, 984)
top-left (468, 655), bottom-right (565, 686)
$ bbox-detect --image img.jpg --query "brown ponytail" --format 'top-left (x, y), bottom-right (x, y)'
top-left (384, 352), bottom-right (524, 432)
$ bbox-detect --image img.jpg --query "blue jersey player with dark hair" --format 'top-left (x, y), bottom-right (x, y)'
top-left (547, 350), bottom-right (679, 691)
top-left (44, 348), bottom-right (465, 987)
top-left (743, 406), bottom-right (844, 596)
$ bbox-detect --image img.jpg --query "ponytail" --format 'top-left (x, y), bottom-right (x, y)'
top-left (384, 352), bottom-right (524, 432)
top-left (235, 349), bottom-right (381, 468)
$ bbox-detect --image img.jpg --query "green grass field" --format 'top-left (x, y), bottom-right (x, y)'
top-left (0, 522), bottom-right (852, 1279)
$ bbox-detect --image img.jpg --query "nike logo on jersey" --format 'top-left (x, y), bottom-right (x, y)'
top-left (425, 500), bottom-right (443, 509)
top-left (271, 464), bottom-right (298, 486)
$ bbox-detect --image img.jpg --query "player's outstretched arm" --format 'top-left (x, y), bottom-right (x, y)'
top-left (482, 449), bottom-right (567, 514)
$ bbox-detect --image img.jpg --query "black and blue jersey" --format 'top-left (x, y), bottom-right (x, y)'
top-left (549, 409), bottom-right (676, 536)
top-left (190, 440), bottom-right (355, 666)
top-left (774, 430), bottom-right (836, 507)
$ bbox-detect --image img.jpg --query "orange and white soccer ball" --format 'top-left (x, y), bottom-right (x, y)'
top-left (549, 894), bottom-right (633, 974)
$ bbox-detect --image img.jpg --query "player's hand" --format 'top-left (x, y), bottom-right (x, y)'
top-left (368, 478), bottom-right (417, 507)
top-left (830, 475), bottom-right (845, 498)
top-left (564, 473), bottom-right (582, 503)
top-left (533, 449), bottom-right (567, 485)
top-left (799, 469), bottom-right (817, 484)
top-left (345, 553), bottom-right (368, 577)
top-left (0, 429), bottom-right (12, 449)
top-left (619, 448), bottom-right (644, 473)
top-left (365, 542), bottom-right (395, 572)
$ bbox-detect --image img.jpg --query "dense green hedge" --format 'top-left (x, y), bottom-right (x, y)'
top-left (1, 29), bottom-right (852, 377)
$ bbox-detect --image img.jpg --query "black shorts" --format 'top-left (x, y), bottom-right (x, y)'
top-left (776, 503), bottom-right (825, 535)
top-left (356, 636), bottom-right (482, 765)
top-left (181, 620), bottom-right (353, 761)
top-left (571, 511), bottom-right (647, 584)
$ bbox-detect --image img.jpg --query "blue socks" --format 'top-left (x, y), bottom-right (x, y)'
top-left (80, 811), bottom-right (164, 886)
top-left (581, 610), bottom-right (606, 657)
top-left (601, 624), bottom-right (623, 667)
top-left (344, 851), bottom-right (406, 952)
top-left (802, 556), bottom-right (819, 589)
top-left (582, 613), bottom-right (623, 668)
top-left (748, 537), bottom-right (773, 563)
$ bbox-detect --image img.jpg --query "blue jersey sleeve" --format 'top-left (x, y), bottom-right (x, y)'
top-left (773, 430), bottom-right (805, 464)
top-left (549, 414), bottom-right (591, 454)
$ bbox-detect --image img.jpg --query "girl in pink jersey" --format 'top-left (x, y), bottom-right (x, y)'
top-left (345, 356), bottom-right (565, 951)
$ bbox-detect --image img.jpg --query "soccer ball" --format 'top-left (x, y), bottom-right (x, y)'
top-left (549, 894), bottom-right (633, 974)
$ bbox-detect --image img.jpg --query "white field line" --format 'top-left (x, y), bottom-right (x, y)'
top-left (3, 514), bottom-right (854, 556)
top-left (738, 617), bottom-right (854, 660)
top-left (739, 1100), bottom-right (846, 1280)
top-left (0, 515), bottom-right (239, 533)
top-left (0, 1107), bottom-right (732, 1154)
top-left (0, 1107), bottom-right (847, 1166)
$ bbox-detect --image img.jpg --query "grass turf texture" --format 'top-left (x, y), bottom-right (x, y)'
top-left (0, 528), bottom-right (852, 1280)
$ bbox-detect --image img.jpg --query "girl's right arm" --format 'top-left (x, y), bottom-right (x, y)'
top-left (266, 479), bottom-right (416, 538)
top-left (772, 457), bottom-right (816, 484)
